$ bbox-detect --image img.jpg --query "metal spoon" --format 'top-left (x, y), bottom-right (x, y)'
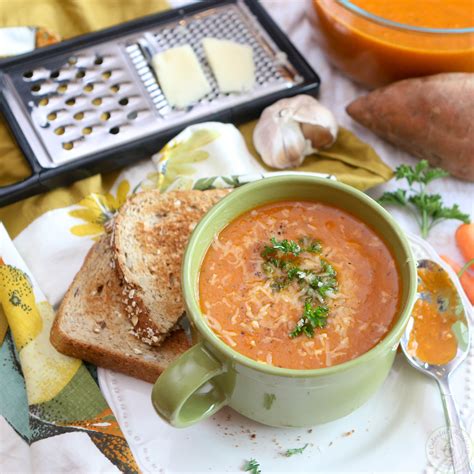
top-left (401, 259), bottom-right (472, 473)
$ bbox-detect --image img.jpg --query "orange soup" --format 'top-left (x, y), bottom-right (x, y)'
top-left (199, 201), bottom-right (401, 370)
top-left (313, 0), bottom-right (474, 88)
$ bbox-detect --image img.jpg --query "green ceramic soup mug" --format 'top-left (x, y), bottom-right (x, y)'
top-left (152, 175), bottom-right (417, 428)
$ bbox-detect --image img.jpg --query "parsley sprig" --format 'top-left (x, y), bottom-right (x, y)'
top-left (378, 160), bottom-right (470, 238)
top-left (290, 301), bottom-right (329, 338)
top-left (243, 458), bottom-right (261, 474)
top-left (285, 443), bottom-right (309, 457)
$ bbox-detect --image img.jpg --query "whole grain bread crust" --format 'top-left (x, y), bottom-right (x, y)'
top-left (113, 189), bottom-right (230, 346)
top-left (51, 234), bottom-right (191, 383)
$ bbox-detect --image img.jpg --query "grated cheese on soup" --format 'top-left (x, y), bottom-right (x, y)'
top-left (199, 201), bottom-right (401, 370)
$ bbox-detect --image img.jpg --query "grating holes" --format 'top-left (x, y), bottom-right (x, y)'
top-left (100, 111), bottom-right (111, 121)
top-left (54, 126), bottom-right (65, 135)
top-left (57, 84), bottom-right (68, 93)
top-left (76, 70), bottom-right (86, 79)
top-left (66, 98), bottom-right (76, 106)
top-left (110, 84), bottom-right (120, 93)
top-left (83, 84), bottom-right (94, 93)
top-left (47, 112), bottom-right (57, 121)
top-left (127, 111), bottom-right (138, 120)
top-left (92, 97), bottom-right (102, 106)
top-left (74, 111), bottom-right (84, 120)
top-left (118, 97), bottom-right (129, 106)
top-left (23, 71), bottom-right (33, 79)
top-left (31, 84), bottom-right (41, 92)
top-left (94, 56), bottom-right (104, 65)
top-left (82, 126), bottom-right (92, 135)
top-left (63, 142), bottom-right (73, 150)
top-left (39, 98), bottom-right (49, 106)
top-left (50, 70), bottom-right (60, 79)
top-left (102, 71), bottom-right (112, 80)
top-left (109, 126), bottom-right (119, 135)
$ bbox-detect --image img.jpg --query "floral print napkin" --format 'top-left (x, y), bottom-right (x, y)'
top-left (0, 224), bottom-right (139, 472)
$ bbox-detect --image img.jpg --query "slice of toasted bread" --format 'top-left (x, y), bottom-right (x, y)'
top-left (51, 234), bottom-right (191, 383)
top-left (113, 189), bottom-right (230, 346)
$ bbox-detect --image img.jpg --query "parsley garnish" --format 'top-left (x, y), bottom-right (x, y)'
top-left (262, 236), bottom-right (322, 258)
top-left (262, 237), bottom-right (301, 257)
top-left (261, 237), bottom-right (337, 339)
top-left (378, 160), bottom-right (470, 238)
top-left (290, 301), bottom-right (329, 338)
top-left (243, 458), bottom-right (261, 474)
top-left (285, 443), bottom-right (309, 457)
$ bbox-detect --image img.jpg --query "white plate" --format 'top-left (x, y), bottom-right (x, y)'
top-left (99, 233), bottom-right (473, 473)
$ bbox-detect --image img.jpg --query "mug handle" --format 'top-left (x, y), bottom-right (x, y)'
top-left (151, 341), bottom-right (228, 427)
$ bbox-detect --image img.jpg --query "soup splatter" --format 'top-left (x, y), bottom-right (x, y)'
top-left (199, 201), bottom-right (401, 370)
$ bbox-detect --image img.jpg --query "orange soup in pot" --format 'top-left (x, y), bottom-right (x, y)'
top-left (199, 201), bottom-right (401, 370)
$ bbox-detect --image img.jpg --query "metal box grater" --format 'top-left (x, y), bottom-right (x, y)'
top-left (0, 0), bottom-right (320, 206)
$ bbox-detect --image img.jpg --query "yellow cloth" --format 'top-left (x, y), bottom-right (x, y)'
top-left (240, 121), bottom-right (393, 191)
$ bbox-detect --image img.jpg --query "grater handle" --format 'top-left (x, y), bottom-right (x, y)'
top-left (0, 86), bottom-right (45, 207)
top-left (0, 174), bottom-right (44, 207)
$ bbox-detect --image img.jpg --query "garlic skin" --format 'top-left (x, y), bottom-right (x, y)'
top-left (253, 95), bottom-right (338, 169)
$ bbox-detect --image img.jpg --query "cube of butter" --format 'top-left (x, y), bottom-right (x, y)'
top-left (152, 45), bottom-right (211, 108)
top-left (202, 38), bottom-right (255, 93)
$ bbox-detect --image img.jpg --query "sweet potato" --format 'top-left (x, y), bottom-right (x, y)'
top-left (346, 73), bottom-right (474, 181)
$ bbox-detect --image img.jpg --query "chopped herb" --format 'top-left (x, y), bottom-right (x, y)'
top-left (290, 301), bottom-right (329, 338)
top-left (270, 277), bottom-right (288, 292)
top-left (378, 160), bottom-right (470, 238)
top-left (262, 262), bottom-right (275, 276)
top-left (263, 393), bottom-right (276, 410)
top-left (264, 237), bottom-right (302, 256)
top-left (299, 236), bottom-right (322, 254)
top-left (320, 258), bottom-right (336, 276)
top-left (260, 236), bottom-right (338, 338)
top-left (243, 458), bottom-right (261, 474)
top-left (285, 443), bottom-right (309, 457)
top-left (286, 266), bottom-right (300, 280)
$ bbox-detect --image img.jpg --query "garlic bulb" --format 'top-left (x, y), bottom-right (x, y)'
top-left (253, 95), bottom-right (338, 169)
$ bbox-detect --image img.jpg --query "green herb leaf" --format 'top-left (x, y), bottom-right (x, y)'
top-left (320, 258), bottom-right (336, 277)
top-left (270, 277), bottom-right (288, 292)
top-left (263, 393), bottom-right (276, 410)
top-left (243, 458), bottom-right (261, 474)
top-left (299, 236), bottom-right (322, 254)
top-left (378, 160), bottom-right (470, 238)
top-left (378, 189), bottom-right (408, 207)
top-left (285, 443), bottom-right (309, 457)
top-left (270, 237), bottom-right (301, 255)
top-left (290, 301), bottom-right (329, 338)
top-left (262, 262), bottom-right (275, 276)
top-left (394, 160), bottom-right (449, 185)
